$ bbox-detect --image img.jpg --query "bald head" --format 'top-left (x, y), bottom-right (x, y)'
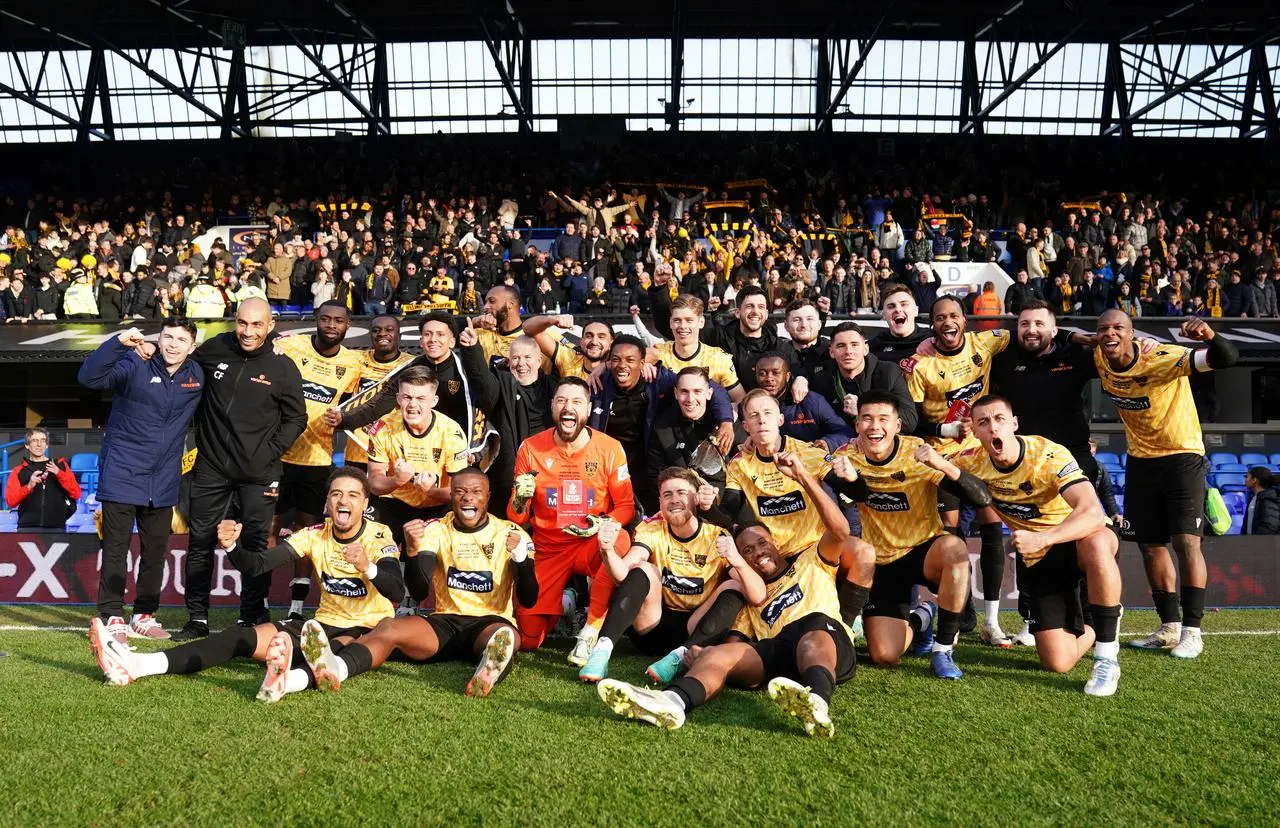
top-left (234, 296), bottom-right (275, 351)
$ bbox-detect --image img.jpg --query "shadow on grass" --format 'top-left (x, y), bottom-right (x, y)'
top-left (16, 650), bottom-right (105, 682)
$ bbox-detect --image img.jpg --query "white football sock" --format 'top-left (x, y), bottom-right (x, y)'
top-left (593, 637), bottom-right (615, 656)
top-left (984, 600), bottom-right (1000, 625)
top-left (662, 690), bottom-right (687, 710)
top-left (284, 668), bottom-right (311, 694)
top-left (1095, 640), bottom-right (1120, 661)
top-left (133, 651), bottom-right (169, 678)
top-left (288, 600), bottom-right (304, 616)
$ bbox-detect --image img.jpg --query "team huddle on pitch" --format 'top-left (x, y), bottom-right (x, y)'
top-left (87, 284), bottom-right (1236, 739)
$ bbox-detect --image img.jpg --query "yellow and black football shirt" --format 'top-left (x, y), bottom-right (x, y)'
top-left (632, 516), bottom-right (732, 611)
top-left (829, 434), bottom-right (946, 565)
top-left (477, 325), bottom-right (525, 367)
top-left (366, 410), bottom-right (471, 507)
top-left (653, 341), bottom-right (741, 391)
top-left (1093, 344), bottom-right (1204, 458)
top-left (731, 545), bottom-right (843, 640)
top-left (277, 335), bottom-right (364, 467)
top-left (953, 435), bottom-right (1088, 566)
top-left (345, 350), bottom-right (415, 465)
top-left (725, 436), bottom-right (832, 557)
top-left (551, 335), bottom-right (598, 381)
top-left (414, 513), bottom-right (535, 624)
top-left (902, 330), bottom-right (1009, 455)
top-left (286, 518), bottom-right (399, 630)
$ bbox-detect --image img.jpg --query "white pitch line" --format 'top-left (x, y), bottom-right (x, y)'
top-left (1, 626), bottom-right (1279, 636)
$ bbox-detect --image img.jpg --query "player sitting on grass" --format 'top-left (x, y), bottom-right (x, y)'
top-left (954, 396), bottom-right (1124, 696)
top-left (597, 450), bottom-right (874, 738)
top-left (298, 467), bottom-right (539, 698)
top-left (577, 467), bottom-right (767, 684)
top-left (88, 468), bottom-right (403, 703)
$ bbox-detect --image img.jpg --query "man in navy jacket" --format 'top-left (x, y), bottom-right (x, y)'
top-left (78, 319), bottom-right (204, 644)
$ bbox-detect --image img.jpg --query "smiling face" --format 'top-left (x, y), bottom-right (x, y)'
top-left (881, 290), bottom-right (919, 337)
top-left (325, 475), bottom-right (369, 535)
top-left (735, 525), bottom-right (785, 578)
top-left (856, 401), bottom-right (901, 460)
top-left (674, 372), bottom-right (711, 420)
top-left (659, 476), bottom-right (699, 526)
top-left (157, 326), bottom-right (196, 367)
top-left (753, 356), bottom-right (790, 397)
top-left (579, 322), bottom-right (613, 361)
top-left (930, 298), bottom-right (966, 350)
top-left (370, 316), bottom-right (400, 358)
top-left (669, 307), bottom-right (704, 345)
top-left (737, 293), bottom-right (769, 333)
top-left (419, 319), bottom-right (455, 362)
top-left (1017, 307), bottom-right (1056, 356)
top-left (972, 399), bottom-right (1018, 462)
top-left (315, 305), bottom-right (351, 349)
top-left (1095, 310), bottom-right (1134, 365)
top-left (450, 470), bottom-right (490, 529)
top-left (551, 382), bottom-right (592, 443)
top-left (507, 336), bottom-right (542, 386)
top-left (609, 343), bottom-right (644, 390)
top-left (234, 298), bottom-right (275, 351)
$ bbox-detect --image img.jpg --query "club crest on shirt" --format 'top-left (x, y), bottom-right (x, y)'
top-left (584, 461), bottom-right (599, 476)
top-left (1018, 481), bottom-right (1035, 494)
top-left (480, 543), bottom-right (494, 560)
top-left (336, 366), bottom-right (347, 378)
top-left (891, 470), bottom-right (907, 482)
top-left (432, 448), bottom-right (442, 462)
top-left (448, 379), bottom-right (461, 394)
top-left (693, 554), bottom-right (708, 566)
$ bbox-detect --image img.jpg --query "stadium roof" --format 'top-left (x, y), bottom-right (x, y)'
top-left (3, 0), bottom-right (1277, 50)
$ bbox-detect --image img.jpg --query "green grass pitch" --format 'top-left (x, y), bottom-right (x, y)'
top-left (1, 605), bottom-right (1277, 826)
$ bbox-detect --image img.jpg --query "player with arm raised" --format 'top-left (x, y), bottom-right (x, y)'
top-left (576, 467), bottom-right (767, 684)
top-left (596, 449), bottom-right (875, 737)
top-left (1094, 312), bottom-right (1237, 658)
top-left (955, 396), bottom-right (1123, 696)
top-left (522, 313), bottom-right (614, 380)
top-left (89, 469), bottom-right (402, 703)
top-left (295, 467), bottom-right (539, 698)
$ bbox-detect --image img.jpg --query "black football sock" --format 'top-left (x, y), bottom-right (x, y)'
top-left (598, 568), bottom-right (651, 644)
top-left (800, 665), bottom-right (837, 703)
top-left (337, 642), bottom-right (374, 680)
top-left (978, 523), bottom-right (1005, 601)
top-left (685, 590), bottom-right (745, 647)
top-left (1181, 586), bottom-right (1206, 629)
top-left (163, 626), bottom-right (258, 675)
top-left (837, 581), bottom-right (871, 629)
top-left (1152, 590), bottom-right (1181, 624)
top-left (935, 608), bottom-right (963, 648)
top-left (1090, 604), bottom-right (1122, 645)
top-left (667, 676), bottom-right (707, 711)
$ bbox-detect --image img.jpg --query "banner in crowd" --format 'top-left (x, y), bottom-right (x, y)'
top-left (191, 224), bottom-right (271, 258)
top-left (7, 317), bottom-right (1280, 361)
top-left (1, 533), bottom-right (1276, 608)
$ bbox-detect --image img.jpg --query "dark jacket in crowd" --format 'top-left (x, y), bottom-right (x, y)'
top-left (810, 352), bottom-right (918, 434)
top-left (1244, 486), bottom-right (1280, 535)
top-left (5, 455), bottom-right (80, 529)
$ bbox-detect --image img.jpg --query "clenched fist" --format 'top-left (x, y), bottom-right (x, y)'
top-left (217, 520), bottom-right (242, 550)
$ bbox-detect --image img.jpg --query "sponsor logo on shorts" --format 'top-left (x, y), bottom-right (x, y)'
top-left (993, 499), bottom-right (1042, 521)
top-left (757, 491), bottom-right (805, 517)
top-left (762, 584), bottom-right (804, 627)
top-left (321, 572), bottom-right (368, 598)
top-left (446, 567), bottom-right (494, 593)
top-left (865, 491), bottom-right (910, 512)
top-left (661, 568), bottom-right (705, 596)
top-left (1105, 392), bottom-right (1151, 411)
top-left (302, 380), bottom-right (339, 404)
top-left (944, 379), bottom-right (986, 405)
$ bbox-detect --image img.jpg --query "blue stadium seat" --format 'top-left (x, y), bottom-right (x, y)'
top-left (1095, 452), bottom-right (1121, 468)
top-left (1101, 462), bottom-right (1123, 475)
top-left (80, 472), bottom-right (99, 494)
top-left (1112, 472), bottom-right (1125, 491)
top-left (1216, 463), bottom-right (1248, 475)
top-left (1229, 514), bottom-right (1244, 535)
top-left (1114, 494), bottom-right (1124, 513)
top-left (1240, 453), bottom-right (1270, 467)
top-left (1222, 491), bottom-right (1246, 516)
top-left (333, 452), bottom-right (344, 467)
top-left (0, 511), bottom-right (16, 532)
top-left (1209, 452), bottom-right (1238, 469)
top-left (1215, 473), bottom-right (1246, 492)
top-left (1120, 453), bottom-right (1128, 467)
top-left (1271, 453), bottom-right (1280, 466)
top-left (70, 453), bottom-right (99, 473)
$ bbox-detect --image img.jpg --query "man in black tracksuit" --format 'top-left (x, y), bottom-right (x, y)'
top-left (176, 298), bottom-right (307, 639)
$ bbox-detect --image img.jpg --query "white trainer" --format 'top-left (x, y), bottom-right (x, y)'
top-left (1129, 621), bottom-right (1181, 650)
top-left (104, 615), bottom-right (129, 646)
top-left (128, 614), bottom-right (171, 640)
top-left (1170, 627), bottom-right (1203, 659)
top-left (597, 679), bottom-right (685, 730)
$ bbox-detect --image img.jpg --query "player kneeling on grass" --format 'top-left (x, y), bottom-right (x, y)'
top-left (954, 396), bottom-right (1124, 696)
top-left (88, 468), bottom-right (403, 702)
top-left (577, 467), bottom-right (768, 684)
top-left (597, 451), bottom-right (874, 738)
top-left (299, 468), bottom-right (539, 697)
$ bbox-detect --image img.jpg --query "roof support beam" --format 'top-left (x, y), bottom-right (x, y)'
top-left (277, 24), bottom-right (389, 136)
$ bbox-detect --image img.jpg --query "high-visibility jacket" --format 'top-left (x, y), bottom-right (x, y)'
top-left (186, 283), bottom-right (227, 318)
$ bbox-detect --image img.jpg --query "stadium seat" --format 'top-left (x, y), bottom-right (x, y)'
top-left (1222, 491), bottom-right (1246, 516)
top-left (0, 511), bottom-right (16, 532)
top-left (333, 452), bottom-right (344, 467)
top-left (1229, 514), bottom-right (1244, 535)
top-left (1114, 494), bottom-right (1124, 513)
top-left (80, 471), bottom-right (99, 494)
top-left (1216, 463), bottom-right (1248, 475)
top-left (1112, 472), bottom-right (1125, 491)
top-left (70, 453), bottom-right (99, 473)
top-left (1240, 453), bottom-right (1269, 467)
top-left (1120, 453), bottom-right (1128, 467)
top-left (1209, 452), bottom-right (1238, 469)
top-left (1215, 473), bottom-right (1246, 492)
top-left (1095, 452), bottom-right (1121, 468)
top-left (1271, 453), bottom-right (1280, 466)
top-left (1101, 462), bottom-right (1123, 475)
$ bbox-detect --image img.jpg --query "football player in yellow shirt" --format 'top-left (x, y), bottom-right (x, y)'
top-left (648, 294), bottom-right (745, 403)
top-left (342, 314), bottom-right (414, 472)
top-left (89, 468), bottom-right (403, 703)
top-left (827, 391), bottom-right (990, 680)
top-left (473, 284), bottom-right (528, 367)
top-left (576, 467), bottom-right (767, 684)
top-left (366, 364), bottom-right (472, 542)
top-left (597, 450), bottom-right (874, 737)
top-left (522, 313), bottom-right (614, 380)
top-left (273, 301), bottom-right (364, 621)
top-left (958, 396), bottom-right (1124, 696)
top-left (1095, 311), bottom-right (1237, 658)
top-left (294, 467), bottom-right (539, 697)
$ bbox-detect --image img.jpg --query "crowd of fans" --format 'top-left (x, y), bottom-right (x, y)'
top-left (0, 136), bottom-right (1278, 323)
